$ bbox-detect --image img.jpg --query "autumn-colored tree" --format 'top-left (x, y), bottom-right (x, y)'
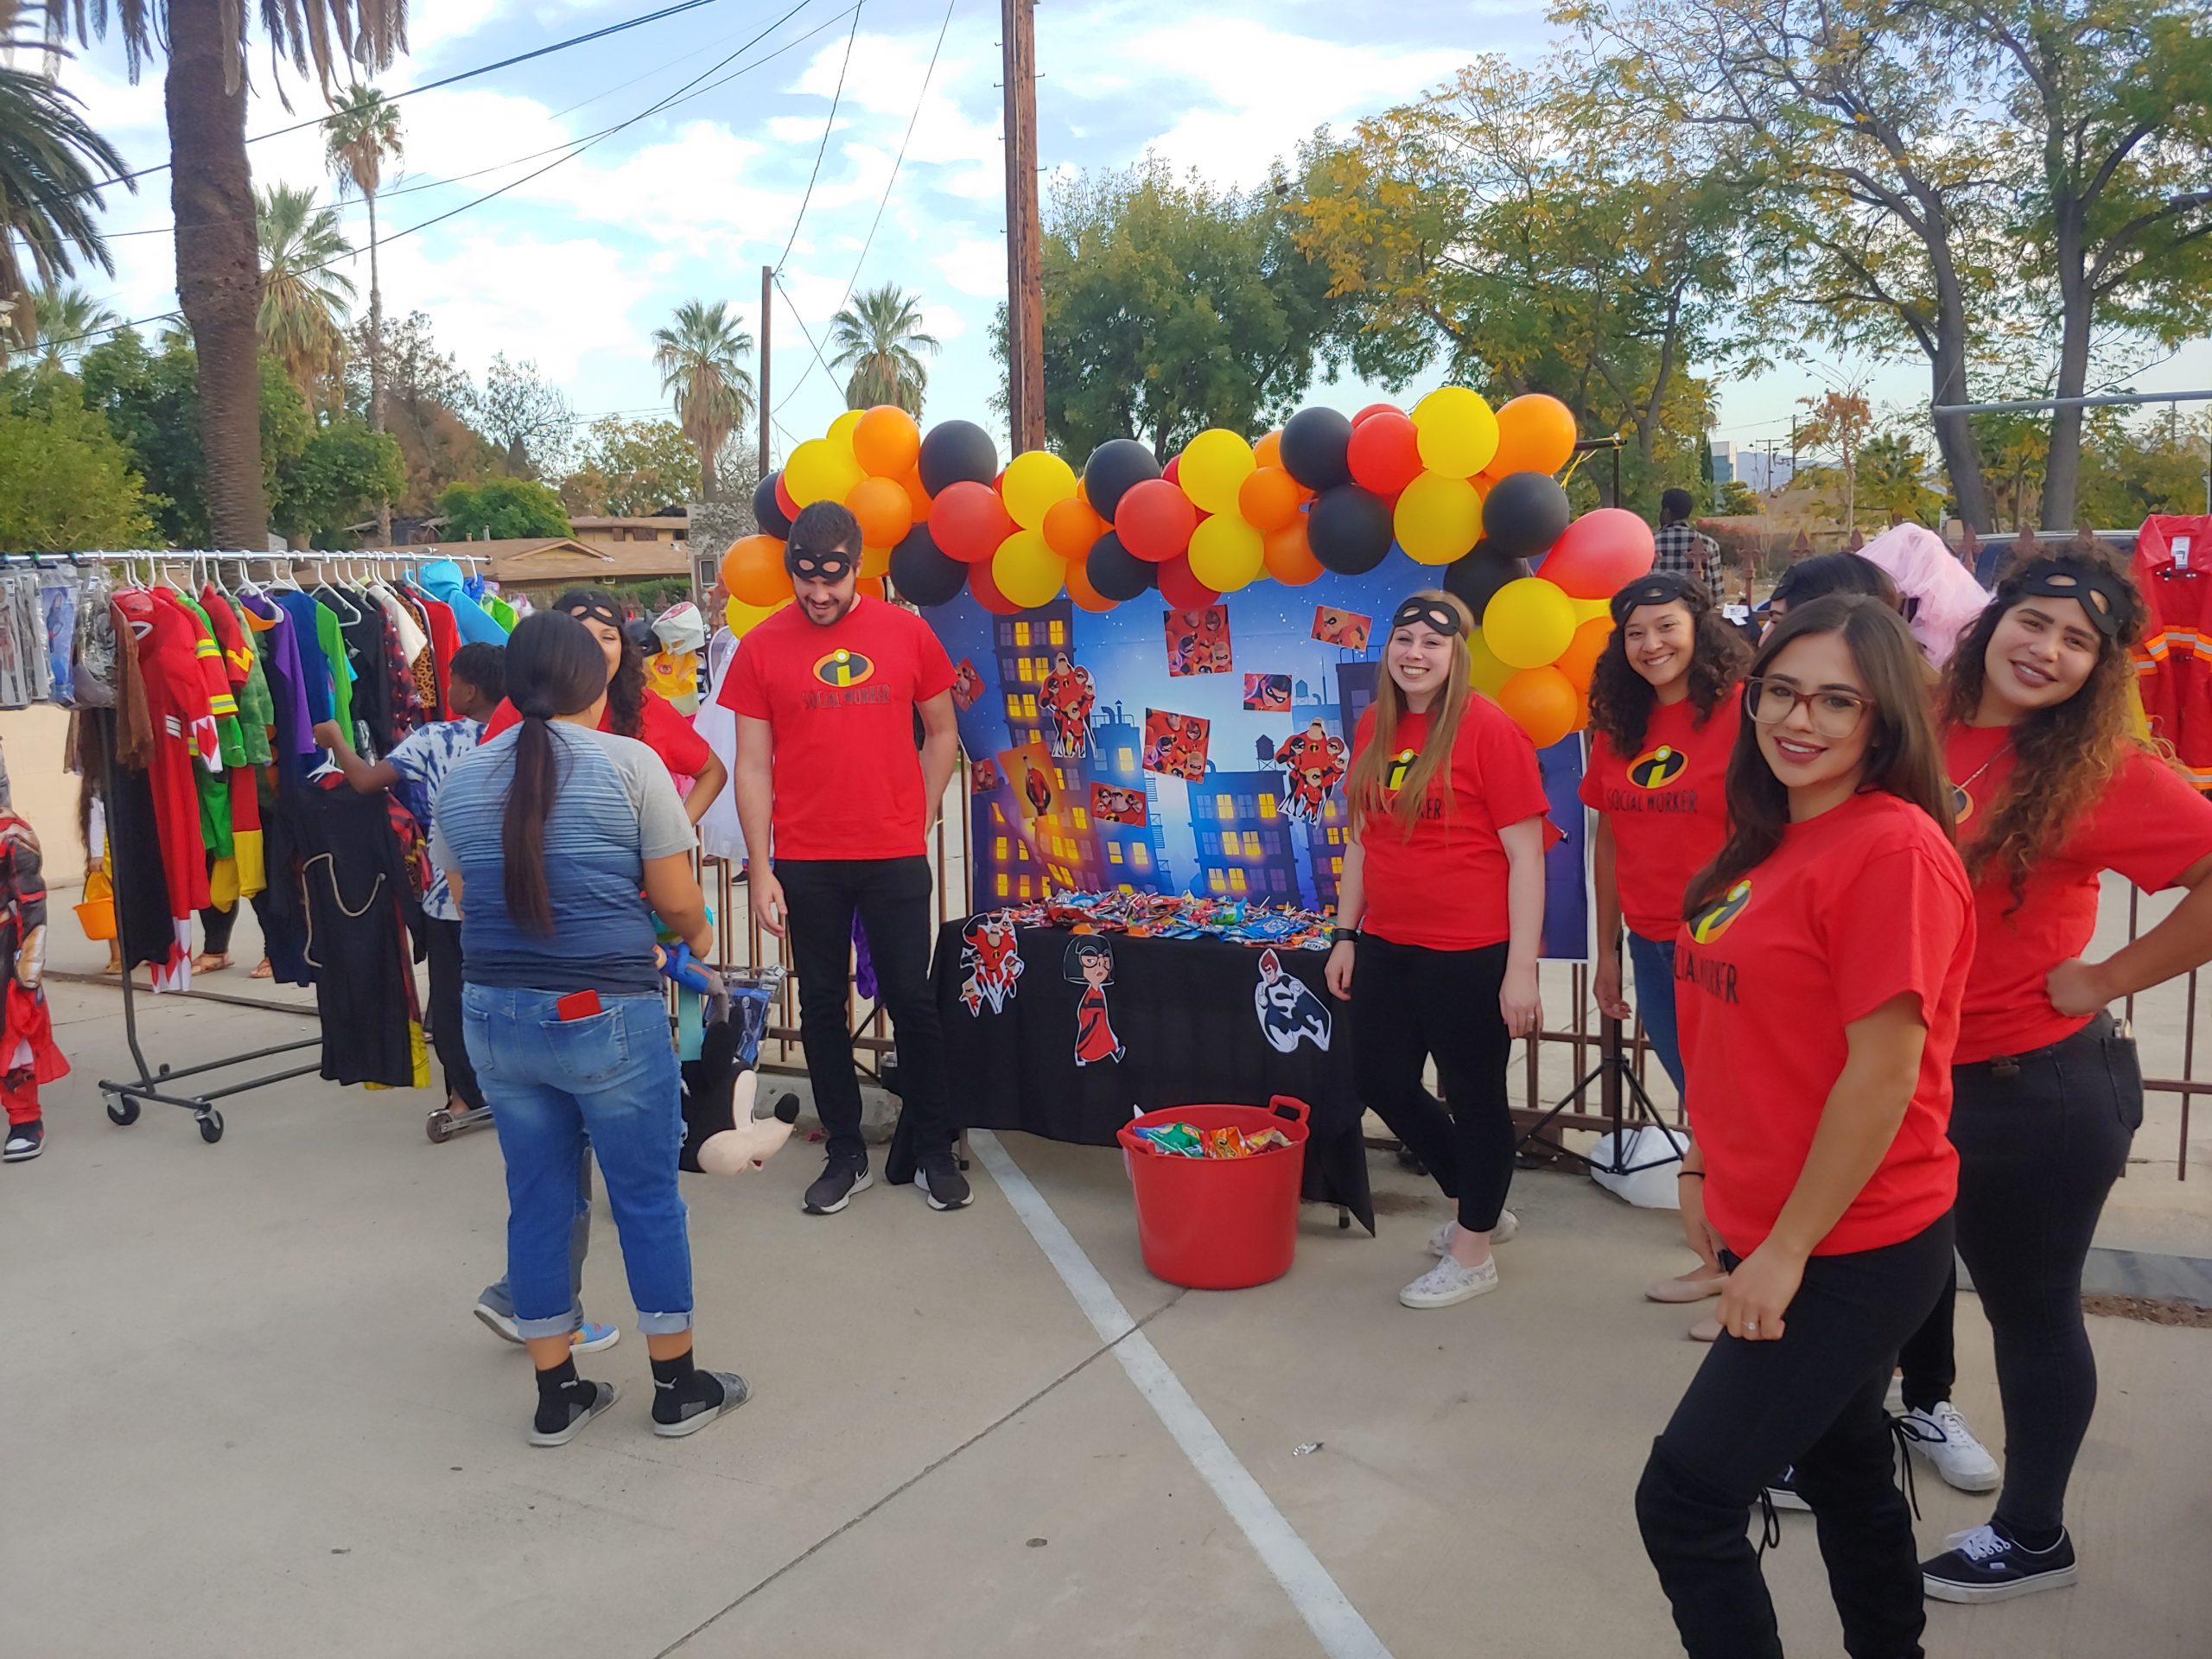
top-left (1793, 389), bottom-right (1874, 526)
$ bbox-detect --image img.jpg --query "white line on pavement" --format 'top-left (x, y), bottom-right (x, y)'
top-left (969, 1130), bottom-right (1395, 1659)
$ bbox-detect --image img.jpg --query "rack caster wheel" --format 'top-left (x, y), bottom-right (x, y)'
top-left (197, 1109), bottom-right (225, 1144)
top-left (106, 1094), bottom-right (141, 1127)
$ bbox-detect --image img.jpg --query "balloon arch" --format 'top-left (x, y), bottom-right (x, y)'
top-left (720, 392), bottom-right (1657, 748)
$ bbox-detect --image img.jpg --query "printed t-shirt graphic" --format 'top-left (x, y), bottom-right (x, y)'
top-left (1945, 722), bottom-right (2212, 1063)
top-left (1579, 690), bottom-right (1740, 943)
top-left (720, 597), bottom-right (956, 861)
top-left (1674, 790), bottom-right (1972, 1258)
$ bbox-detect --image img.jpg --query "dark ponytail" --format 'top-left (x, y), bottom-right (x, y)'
top-left (500, 612), bottom-right (609, 935)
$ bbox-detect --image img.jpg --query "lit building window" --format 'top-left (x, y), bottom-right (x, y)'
top-left (1109, 842), bottom-right (1123, 863)
top-left (991, 804), bottom-right (1005, 823)
top-left (1230, 868), bottom-right (1248, 893)
top-left (1048, 620), bottom-right (1066, 645)
top-left (1024, 695), bottom-right (1039, 720)
top-left (995, 837), bottom-right (1008, 860)
top-left (1015, 621), bottom-right (1033, 647)
top-left (1209, 869), bottom-right (1228, 893)
top-left (1257, 793), bottom-right (1276, 820)
top-left (1019, 876), bottom-right (1033, 898)
top-left (1332, 857), bottom-right (1343, 874)
top-left (1243, 831), bottom-right (1262, 857)
top-left (1119, 747), bottom-right (1135, 772)
top-left (1216, 793), bottom-right (1236, 818)
top-left (1072, 807), bottom-right (1090, 829)
top-left (1131, 845), bottom-right (1149, 868)
top-left (996, 874), bottom-right (1009, 897)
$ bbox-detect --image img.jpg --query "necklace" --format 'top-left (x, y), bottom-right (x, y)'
top-left (1950, 731), bottom-right (2011, 814)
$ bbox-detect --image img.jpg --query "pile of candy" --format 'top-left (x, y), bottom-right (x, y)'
top-left (1129, 1122), bottom-right (1294, 1160)
top-left (989, 889), bottom-right (1333, 950)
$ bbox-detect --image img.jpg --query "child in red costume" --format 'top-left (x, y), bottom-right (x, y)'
top-left (1, 812), bottom-right (67, 1162)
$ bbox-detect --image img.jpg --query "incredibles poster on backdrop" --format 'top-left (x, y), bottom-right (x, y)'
top-left (923, 549), bottom-right (1592, 960)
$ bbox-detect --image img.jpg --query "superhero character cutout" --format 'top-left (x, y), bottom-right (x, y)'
top-left (1039, 649), bottom-right (1096, 758)
top-left (958, 911), bottom-right (1026, 1014)
top-left (1272, 718), bottom-right (1350, 822)
top-left (1065, 936), bottom-right (1126, 1066)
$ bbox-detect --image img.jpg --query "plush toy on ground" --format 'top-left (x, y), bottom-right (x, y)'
top-left (678, 980), bottom-right (800, 1174)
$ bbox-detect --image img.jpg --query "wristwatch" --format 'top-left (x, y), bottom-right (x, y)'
top-left (1329, 927), bottom-right (1357, 945)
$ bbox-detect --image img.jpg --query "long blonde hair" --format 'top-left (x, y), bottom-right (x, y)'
top-left (1346, 589), bottom-right (1477, 839)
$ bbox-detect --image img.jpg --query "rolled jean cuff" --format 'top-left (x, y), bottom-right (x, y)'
top-left (636, 1308), bottom-right (695, 1337)
top-left (515, 1310), bottom-right (583, 1341)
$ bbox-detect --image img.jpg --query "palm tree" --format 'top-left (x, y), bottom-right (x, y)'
top-left (650, 299), bottom-right (753, 502)
top-left (46, 1), bottom-right (407, 550)
top-left (0, 51), bottom-right (130, 360)
top-left (325, 81), bottom-right (400, 541)
top-left (828, 283), bottom-right (938, 414)
top-left (256, 182), bottom-right (354, 401)
top-left (28, 282), bottom-right (118, 364)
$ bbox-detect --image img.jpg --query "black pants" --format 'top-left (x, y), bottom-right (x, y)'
top-left (1637, 1215), bottom-right (1955, 1659)
top-left (423, 916), bottom-right (485, 1112)
top-left (1949, 1014), bottom-right (2138, 1533)
top-left (1347, 935), bottom-right (1514, 1231)
top-left (1894, 1264), bottom-right (1956, 1414)
top-left (200, 853), bottom-right (238, 956)
top-left (779, 855), bottom-right (951, 1164)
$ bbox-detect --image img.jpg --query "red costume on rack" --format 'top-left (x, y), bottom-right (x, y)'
top-left (111, 588), bottom-right (221, 988)
top-left (2133, 515), bottom-right (2212, 791)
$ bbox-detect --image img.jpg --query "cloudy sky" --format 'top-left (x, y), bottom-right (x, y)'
top-left (44, 0), bottom-right (2212, 473)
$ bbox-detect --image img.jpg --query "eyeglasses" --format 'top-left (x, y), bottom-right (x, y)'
top-left (1744, 676), bottom-right (1871, 739)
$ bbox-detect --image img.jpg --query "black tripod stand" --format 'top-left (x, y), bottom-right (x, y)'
top-left (1515, 1007), bottom-right (1688, 1177)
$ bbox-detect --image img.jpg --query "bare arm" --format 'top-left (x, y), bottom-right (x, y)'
top-left (1592, 815), bottom-right (1630, 1020)
top-left (642, 851), bottom-right (713, 957)
top-left (734, 713), bottom-right (784, 937)
top-left (1498, 816), bottom-right (1548, 1036)
top-left (917, 690), bottom-right (959, 827)
top-left (1325, 836), bottom-right (1365, 999)
top-left (311, 720), bottom-right (402, 795)
top-left (681, 749), bottom-right (728, 827)
top-left (2050, 853), bottom-right (2212, 1014)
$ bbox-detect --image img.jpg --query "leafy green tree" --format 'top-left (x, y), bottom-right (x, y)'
top-left (468, 352), bottom-right (571, 481)
top-left (439, 477), bottom-right (571, 541)
top-left (829, 283), bottom-right (938, 414)
top-left (2075, 407), bottom-right (2212, 526)
top-left (344, 308), bottom-right (495, 513)
top-left (256, 181), bottom-right (354, 403)
top-left (0, 50), bottom-right (131, 358)
top-left (0, 368), bottom-right (155, 550)
top-left (274, 416), bottom-right (404, 548)
top-left (559, 416), bottom-right (701, 517)
top-left (651, 300), bottom-right (753, 501)
top-left (1857, 430), bottom-right (1946, 527)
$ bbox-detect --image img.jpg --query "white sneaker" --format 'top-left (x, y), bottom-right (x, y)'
top-left (1399, 1253), bottom-right (1499, 1309)
top-left (1427, 1210), bottom-right (1517, 1256)
top-left (1900, 1401), bottom-right (2002, 1492)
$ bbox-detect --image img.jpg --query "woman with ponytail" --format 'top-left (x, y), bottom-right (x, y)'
top-left (430, 612), bottom-right (746, 1448)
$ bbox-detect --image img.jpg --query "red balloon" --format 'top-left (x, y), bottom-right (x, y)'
top-left (1115, 476), bottom-right (1198, 564)
top-left (1542, 507), bottom-right (1657, 599)
top-left (967, 556), bottom-right (1022, 615)
top-left (1156, 553), bottom-right (1220, 609)
top-left (773, 474), bottom-right (800, 523)
top-left (930, 480), bottom-right (1014, 564)
top-left (1351, 403), bottom-right (1402, 428)
top-left (1162, 454), bottom-right (1182, 486)
top-left (1346, 410), bottom-right (1423, 497)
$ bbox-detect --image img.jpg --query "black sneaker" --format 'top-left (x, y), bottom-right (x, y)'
top-left (1922, 1522), bottom-right (2077, 1603)
top-left (916, 1148), bottom-right (973, 1211)
top-left (3, 1118), bottom-right (43, 1162)
top-left (652, 1370), bottom-right (750, 1439)
top-left (1764, 1466), bottom-right (1809, 1511)
top-left (803, 1152), bottom-right (873, 1215)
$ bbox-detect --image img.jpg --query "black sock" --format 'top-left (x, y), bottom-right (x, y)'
top-left (1997, 1518), bottom-right (2065, 1553)
top-left (650, 1350), bottom-right (722, 1424)
top-left (534, 1356), bottom-right (596, 1434)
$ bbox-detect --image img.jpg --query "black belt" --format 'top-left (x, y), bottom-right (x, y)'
top-left (1962, 1010), bottom-right (2125, 1080)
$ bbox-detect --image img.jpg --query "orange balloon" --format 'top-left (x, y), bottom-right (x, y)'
top-left (1253, 429), bottom-right (1283, 471)
top-left (853, 404), bottom-right (922, 478)
top-left (1554, 615), bottom-right (1613, 694)
top-left (720, 533), bottom-right (790, 608)
top-left (1238, 465), bottom-right (1303, 532)
top-left (1496, 665), bottom-right (1580, 748)
top-left (856, 576), bottom-right (886, 600)
top-left (1043, 494), bottom-right (1107, 561)
top-left (899, 467), bottom-right (932, 518)
top-left (847, 474), bottom-right (914, 549)
top-left (1063, 551), bottom-right (1116, 613)
top-left (860, 543), bottom-right (893, 580)
top-left (1262, 518), bottom-right (1324, 586)
top-left (1490, 394), bottom-right (1578, 478)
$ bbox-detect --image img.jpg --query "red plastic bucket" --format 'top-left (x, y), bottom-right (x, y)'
top-left (1116, 1096), bottom-right (1311, 1290)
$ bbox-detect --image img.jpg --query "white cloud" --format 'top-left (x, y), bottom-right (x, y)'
top-left (932, 235), bottom-right (1007, 300)
top-left (378, 230), bottom-right (662, 383)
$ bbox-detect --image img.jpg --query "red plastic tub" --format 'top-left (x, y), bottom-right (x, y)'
top-left (1116, 1096), bottom-right (1310, 1290)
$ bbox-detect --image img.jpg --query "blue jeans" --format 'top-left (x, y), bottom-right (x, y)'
top-left (463, 985), bottom-right (693, 1338)
top-left (1626, 930), bottom-right (1684, 1096)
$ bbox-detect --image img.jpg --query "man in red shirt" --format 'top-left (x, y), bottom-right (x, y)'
top-left (724, 501), bottom-right (967, 1213)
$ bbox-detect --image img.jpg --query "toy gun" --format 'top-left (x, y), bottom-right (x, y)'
top-left (658, 941), bottom-right (717, 996)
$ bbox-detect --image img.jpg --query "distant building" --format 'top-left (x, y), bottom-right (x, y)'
top-left (1711, 441), bottom-right (1799, 496)
top-left (1190, 769), bottom-right (1303, 901)
top-left (1302, 790), bottom-right (1351, 913)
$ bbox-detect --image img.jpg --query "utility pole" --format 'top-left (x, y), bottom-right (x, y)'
top-left (1001, 0), bottom-right (1045, 454)
top-left (759, 264), bottom-right (774, 483)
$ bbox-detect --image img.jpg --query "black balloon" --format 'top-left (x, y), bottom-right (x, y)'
top-left (753, 471), bottom-right (791, 539)
top-left (1278, 406), bottom-right (1354, 492)
top-left (887, 524), bottom-right (968, 606)
top-left (918, 420), bottom-right (1000, 495)
top-left (1306, 484), bottom-right (1394, 575)
top-left (1443, 540), bottom-right (1533, 615)
top-left (1083, 438), bottom-right (1161, 522)
top-left (1481, 470), bottom-right (1573, 559)
top-left (1085, 530), bottom-right (1155, 601)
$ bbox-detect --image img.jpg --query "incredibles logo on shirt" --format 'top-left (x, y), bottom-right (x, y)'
top-left (1628, 744), bottom-right (1690, 789)
top-left (1687, 878), bottom-right (1753, 944)
top-left (1383, 747), bottom-right (1417, 793)
top-left (811, 647), bottom-right (875, 689)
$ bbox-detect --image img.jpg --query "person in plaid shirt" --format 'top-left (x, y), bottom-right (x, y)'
top-left (1653, 489), bottom-right (1719, 587)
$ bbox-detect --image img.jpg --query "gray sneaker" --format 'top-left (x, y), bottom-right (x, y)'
top-left (528, 1380), bottom-right (620, 1448)
top-left (1427, 1210), bottom-right (1517, 1256)
top-left (803, 1153), bottom-right (873, 1215)
top-left (652, 1371), bottom-right (751, 1439)
top-left (1399, 1253), bottom-right (1500, 1309)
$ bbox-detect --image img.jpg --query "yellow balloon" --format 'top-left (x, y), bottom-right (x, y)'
top-left (725, 594), bottom-right (789, 638)
top-left (991, 528), bottom-right (1065, 608)
top-left (1185, 512), bottom-right (1265, 592)
top-left (1412, 386), bottom-right (1501, 479)
top-left (828, 408), bottom-right (865, 450)
top-left (1001, 450), bottom-right (1077, 531)
top-left (1394, 471), bottom-right (1485, 565)
top-left (1466, 626), bottom-right (1516, 697)
top-left (861, 543), bottom-right (893, 580)
top-left (1483, 576), bottom-right (1577, 669)
top-left (785, 436), bottom-right (864, 507)
top-left (1571, 594), bottom-right (1613, 625)
top-left (1178, 428), bottom-right (1256, 518)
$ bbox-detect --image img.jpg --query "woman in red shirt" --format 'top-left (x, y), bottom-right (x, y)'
top-left (1324, 592), bottom-right (1553, 1311)
top-left (1913, 554), bottom-right (2212, 1603)
top-left (1581, 573), bottom-right (1749, 1308)
top-left (1637, 594), bottom-right (1971, 1659)
top-left (484, 588), bottom-right (728, 823)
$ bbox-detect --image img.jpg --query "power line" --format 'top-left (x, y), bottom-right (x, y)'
top-left (772, 2), bottom-right (863, 273)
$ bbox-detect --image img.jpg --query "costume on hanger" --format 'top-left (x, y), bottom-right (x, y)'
top-left (417, 559), bottom-right (507, 646)
top-left (2133, 515), bottom-right (2212, 791)
top-left (646, 601), bottom-right (708, 714)
top-left (111, 588), bottom-right (220, 988)
top-left (414, 591), bottom-right (461, 716)
top-left (298, 780), bottom-right (424, 1087)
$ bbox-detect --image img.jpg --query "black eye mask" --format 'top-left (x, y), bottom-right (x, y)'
top-left (1389, 597), bottom-right (1465, 638)
top-left (560, 596), bottom-right (624, 635)
top-left (2016, 560), bottom-right (2130, 639)
top-left (786, 542), bottom-right (856, 583)
top-left (1611, 571), bottom-right (1700, 623)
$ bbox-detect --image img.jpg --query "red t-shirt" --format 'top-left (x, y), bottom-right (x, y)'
top-left (1948, 723), bottom-right (2212, 1063)
top-left (719, 597), bottom-right (955, 861)
top-left (482, 690), bottom-right (711, 783)
top-left (1580, 690), bottom-right (1741, 942)
top-left (1351, 696), bottom-right (1554, 951)
top-left (1675, 790), bottom-right (1972, 1257)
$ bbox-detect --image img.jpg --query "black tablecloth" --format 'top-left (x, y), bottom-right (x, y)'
top-left (928, 919), bottom-right (1374, 1231)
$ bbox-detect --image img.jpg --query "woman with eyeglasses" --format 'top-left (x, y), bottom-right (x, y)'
top-left (1914, 553), bottom-right (2212, 1603)
top-left (1582, 573), bottom-right (1751, 1310)
top-left (1325, 592), bottom-right (1553, 1311)
top-left (1637, 594), bottom-right (1972, 1659)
